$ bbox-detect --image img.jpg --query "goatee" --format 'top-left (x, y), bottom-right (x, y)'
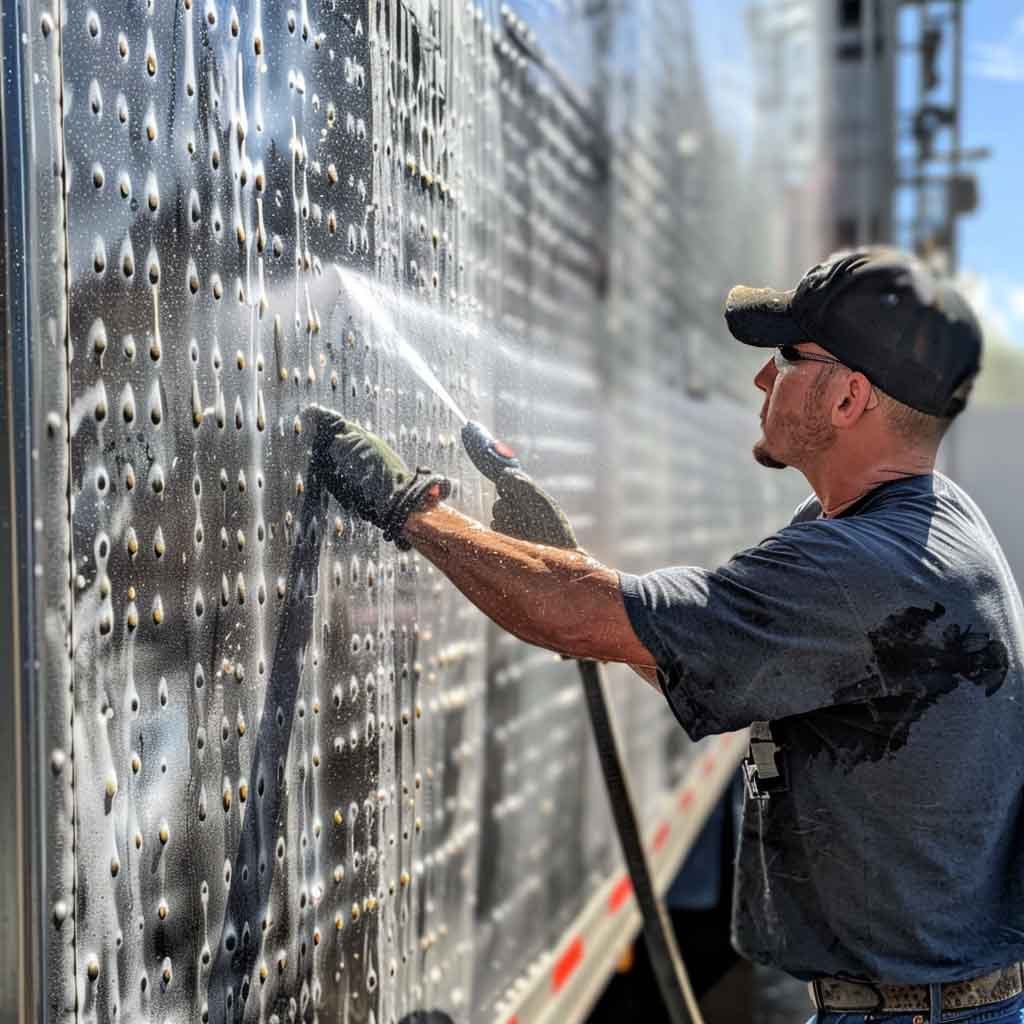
top-left (753, 441), bottom-right (787, 469)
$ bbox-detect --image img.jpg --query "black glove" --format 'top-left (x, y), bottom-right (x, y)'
top-left (491, 467), bottom-right (578, 550)
top-left (307, 407), bottom-right (450, 549)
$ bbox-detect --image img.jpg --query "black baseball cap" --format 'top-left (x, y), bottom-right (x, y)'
top-left (724, 248), bottom-right (982, 417)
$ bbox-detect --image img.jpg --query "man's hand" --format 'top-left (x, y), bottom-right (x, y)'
top-left (486, 460), bottom-right (659, 686)
top-left (306, 405), bottom-right (450, 548)
top-left (490, 468), bottom-right (578, 549)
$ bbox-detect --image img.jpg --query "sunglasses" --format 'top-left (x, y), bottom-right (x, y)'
top-left (773, 345), bottom-right (843, 371)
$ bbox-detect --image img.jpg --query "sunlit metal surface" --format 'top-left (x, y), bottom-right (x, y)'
top-left (2, 1), bottom-right (817, 1021)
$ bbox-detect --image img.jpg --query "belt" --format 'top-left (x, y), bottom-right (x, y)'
top-left (809, 962), bottom-right (1024, 1014)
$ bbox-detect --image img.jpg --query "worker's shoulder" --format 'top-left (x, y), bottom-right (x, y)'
top-left (745, 475), bottom-right (996, 576)
top-left (783, 473), bottom-right (986, 542)
top-left (768, 473), bottom-right (1007, 590)
top-left (763, 483), bottom-right (935, 570)
top-left (759, 516), bottom-right (868, 571)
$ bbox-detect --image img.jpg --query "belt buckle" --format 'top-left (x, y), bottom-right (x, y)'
top-left (743, 723), bottom-right (788, 803)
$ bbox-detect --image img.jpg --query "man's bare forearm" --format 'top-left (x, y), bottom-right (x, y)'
top-left (402, 503), bottom-right (657, 668)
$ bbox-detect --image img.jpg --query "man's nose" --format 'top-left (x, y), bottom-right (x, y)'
top-left (754, 356), bottom-right (776, 394)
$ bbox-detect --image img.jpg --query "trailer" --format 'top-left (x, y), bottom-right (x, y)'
top-left (0, 1), bottom-right (821, 1020)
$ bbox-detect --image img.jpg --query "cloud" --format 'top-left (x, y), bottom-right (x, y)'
top-left (970, 13), bottom-right (1024, 81)
top-left (956, 270), bottom-right (1017, 343)
top-left (970, 42), bottom-right (1024, 82)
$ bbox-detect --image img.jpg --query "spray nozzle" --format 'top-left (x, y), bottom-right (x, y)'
top-left (461, 421), bottom-right (522, 482)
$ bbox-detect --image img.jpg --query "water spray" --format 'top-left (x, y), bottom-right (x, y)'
top-left (332, 266), bottom-right (469, 426)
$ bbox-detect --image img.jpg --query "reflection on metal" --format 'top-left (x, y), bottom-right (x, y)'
top-left (2, 1), bottom-right (818, 1022)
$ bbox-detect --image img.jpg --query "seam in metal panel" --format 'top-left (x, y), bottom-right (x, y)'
top-left (0, 5), bottom-right (30, 1017)
top-left (51, 0), bottom-right (79, 1017)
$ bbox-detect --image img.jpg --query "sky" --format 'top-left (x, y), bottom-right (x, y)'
top-left (960, 0), bottom-right (1024, 345)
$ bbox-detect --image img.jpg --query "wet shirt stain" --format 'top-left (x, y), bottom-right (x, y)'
top-left (620, 473), bottom-right (1024, 982)
top-left (784, 602), bottom-right (1011, 771)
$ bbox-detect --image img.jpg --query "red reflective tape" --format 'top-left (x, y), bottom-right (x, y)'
top-left (609, 875), bottom-right (633, 913)
top-left (652, 821), bottom-right (670, 851)
top-left (552, 936), bottom-right (584, 992)
top-left (702, 755), bottom-right (716, 776)
top-left (506, 1017), bottom-right (519, 1024)
top-left (678, 788), bottom-right (695, 810)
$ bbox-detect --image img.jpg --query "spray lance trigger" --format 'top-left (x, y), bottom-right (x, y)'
top-left (460, 420), bottom-right (521, 482)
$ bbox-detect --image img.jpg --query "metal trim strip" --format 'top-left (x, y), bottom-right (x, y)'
top-left (1, 2), bottom-right (43, 1017)
top-left (493, 730), bottom-right (747, 1024)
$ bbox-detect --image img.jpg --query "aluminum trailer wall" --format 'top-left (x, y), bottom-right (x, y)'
top-left (1, 1), bottom-right (820, 1022)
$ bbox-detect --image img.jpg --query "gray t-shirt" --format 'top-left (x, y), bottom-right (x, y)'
top-left (619, 472), bottom-right (1024, 982)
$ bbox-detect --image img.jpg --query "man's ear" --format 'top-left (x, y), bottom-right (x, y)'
top-left (832, 372), bottom-right (874, 428)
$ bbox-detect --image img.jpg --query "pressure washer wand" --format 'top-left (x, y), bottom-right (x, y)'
top-left (461, 420), bottom-right (705, 1024)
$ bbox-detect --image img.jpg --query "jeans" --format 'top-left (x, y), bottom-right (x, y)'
top-left (805, 990), bottom-right (1024, 1024)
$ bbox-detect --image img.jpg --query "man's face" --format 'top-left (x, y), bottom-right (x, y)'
top-left (752, 342), bottom-right (840, 470)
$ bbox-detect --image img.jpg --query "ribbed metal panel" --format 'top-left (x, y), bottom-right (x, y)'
top-left (1, 1), bottom-right (818, 1021)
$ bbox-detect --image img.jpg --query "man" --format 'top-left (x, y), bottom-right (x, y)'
top-left (312, 249), bottom-right (1024, 1024)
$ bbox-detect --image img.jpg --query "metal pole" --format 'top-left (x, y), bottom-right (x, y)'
top-left (949, 0), bottom-right (963, 274)
top-left (913, 1), bottom-right (927, 257)
top-left (945, 0), bottom-right (965, 482)
top-left (861, 0), bottom-right (876, 244)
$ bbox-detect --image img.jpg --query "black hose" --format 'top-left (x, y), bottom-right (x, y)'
top-left (577, 660), bottom-right (704, 1024)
